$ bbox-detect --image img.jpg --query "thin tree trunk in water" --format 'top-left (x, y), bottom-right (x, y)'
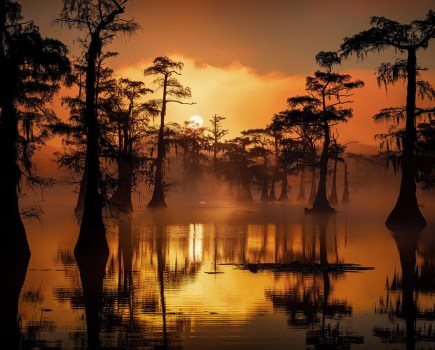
top-left (341, 162), bottom-right (350, 205)
top-left (297, 167), bottom-right (306, 201)
top-left (386, 49), bottom-right (426, 230)
top-left (0, 7), bottom-right (30, 257)
top-left (329, 158), bottom-right (338, 206)
top-left (77, 33), bottom-right (107, 253)
top-left (308, 166), bottom-right (317, 205)
top-left (111, 158), bottom-right (133, 212)
top-left (278, 165), bottom-right (289, 201)
top-left (310, 123), bottom-right (334, 212)
top-left (148, 75), bottom-right (168, 208)
top-left (74, 161), bottom-right (87, 216)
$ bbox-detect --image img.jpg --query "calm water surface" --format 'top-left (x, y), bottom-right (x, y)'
top-left (10, 193), bottom-right (435, 349)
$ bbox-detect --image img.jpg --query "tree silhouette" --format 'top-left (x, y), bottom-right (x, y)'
top-left (0, 0), bottom-right (70, 258)
top-left (341, 160), bottom-right (350, 205)
top-left (305, 52), bottom-right (363, 213)
top-left (328, 136), bottom-right (345, 207)
top-left (208, 114), bottom-right (228, 173)
top-left (144, 56), bottom-right (193, 208)
top-left (54, 52), bottom-right (117, 216)
top-left (242, 128), bottom-right (273, 202)
top-left (57, 0), bottom-right (139, 252)
top-left (416, 120), bottom-right (435, 188)
top-left (265, 120), bottom-right (284, 201)
top-left (105, 77), bottom-right (157, 212)
top-left (269, 114), bottom-right (311, 202)
top-left (222, 136), bottom-right (255, 203)
top-left (173, 122), bottom-right (209, 195)
top-left (341, 11), bottom-right (435, 229)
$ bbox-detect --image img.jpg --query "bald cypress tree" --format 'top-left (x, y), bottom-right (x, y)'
top-left (341, 11), bottom-right (435, 229)
top-left (144, 56), bottom-right (193, 208)
top-left (57, 0), bottom-right (138, 253)
top-left (0, 0), bottom-right (70, 259)
top-left (285, 52), bottom-right (363, 213)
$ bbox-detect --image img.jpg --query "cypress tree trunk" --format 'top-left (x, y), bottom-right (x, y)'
top-left (269, 179), bottom-right (276, 201)
top-left (297, 167), bottom-right (306, 201)
top-left (77, 33), bottom-right (107, 253)
top-left (0, 6), bottom-right (30, 258)
top-left (111, 158), bottom-right (133, 212)
top-left (329, 158), bottom-right (339, 206)
top-left (74, 161), bottom-right (87, 216)
top-left (237, 169), bottom-right (253, 203)
top-left (341, 162), bottom-right (350, 205)
top-left (260, 181), bottom-right (269, 202)
top-left (278, 165), bottom-right (289, 202)
top-left (308, 166), bottom-right (317, 205)
top-left (386, 49), bottom-right (426, 229)
top-left (310, 123), bottom-right (334, 212)
top-left (148, 75), bottom-right (168, 208)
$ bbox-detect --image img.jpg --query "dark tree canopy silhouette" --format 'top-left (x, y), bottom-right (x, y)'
top-left (144, 56), bottom-right (193, 208)
top-left (174, 122), bottom-right (209, 195)
top-left (307, 52), bottom-right (363, 212)
top-left (105, 77), bottom-right (156, 212)
top-left (0, 0), bottom-right (70, 259)
top-left (208, 114), bottom-right (229, 173)
top-left (341, 10), bottom-right (435, 229)
top-left (54, 52), bottom-right (117, 216)
top-left (57, 0), bottom-right (139, 252)
top-left (284, 53), bottom-right (363, 212)
top-left (222, 136), bottom-right (255, 203)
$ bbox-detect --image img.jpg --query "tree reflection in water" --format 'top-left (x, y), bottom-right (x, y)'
top-left (374, 228), bottom-right (435, 349)
top-left (51, 214), bottom-right (193, 349)
top-left (266, 213), bottom-right (364, 349)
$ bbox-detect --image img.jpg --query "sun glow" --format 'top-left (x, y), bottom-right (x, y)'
top-left (188, 114), bottom-right (204, 128)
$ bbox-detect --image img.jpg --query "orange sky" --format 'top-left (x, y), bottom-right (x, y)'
top-left (21, 0), bottom-right (435, 148)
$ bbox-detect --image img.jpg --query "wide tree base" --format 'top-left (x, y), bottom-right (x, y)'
top-left (304, 206), bottom-right (336, 214)
top-left (147, 197), bottom-right (168, 208)
top-left (385, 197), bottom-right (426, 231)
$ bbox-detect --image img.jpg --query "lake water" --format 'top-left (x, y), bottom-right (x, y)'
top-left (8, 189), bottom-right (435, 349)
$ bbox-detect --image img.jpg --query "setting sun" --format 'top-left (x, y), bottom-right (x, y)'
top-left (188, 114), bottom-right (204, 128)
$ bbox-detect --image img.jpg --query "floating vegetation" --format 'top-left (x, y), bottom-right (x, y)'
top-left (221, 261), bottom-right (375, 273)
